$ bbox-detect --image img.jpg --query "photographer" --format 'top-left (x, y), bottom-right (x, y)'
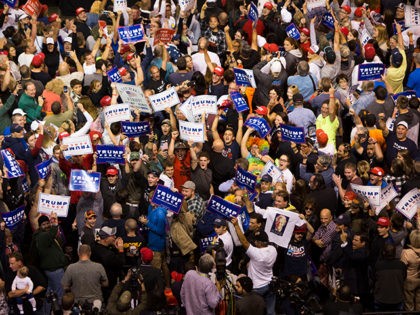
top-left (106, 269), bottom-right (147, 315)
top-left (324, 285), bottom-right (363, 315)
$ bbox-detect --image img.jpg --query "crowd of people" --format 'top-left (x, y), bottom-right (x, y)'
top-left (0, 0), bottom-right (419, 314)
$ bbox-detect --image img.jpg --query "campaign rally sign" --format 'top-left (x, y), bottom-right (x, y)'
top-left (116, 83), bottom-right (152, 114)
top-left (306, 0), bottom-right (326, 10)
top-left (22, 0), bottom-right (42, 16)
top-left (396, 188), bottom-right (420, 219)
top-left (199, 231), bottom-right (217, 253)
top-left (261, 161), bottom-right (282, 183)
top-left (248, 2), bottom-right (258, 22)
top-left (104, 103), bottom-right (131, 124)
top-left (244, 117), bottom-right (271, 138)
top-left (230, 91), bottom-right (248, 113)
top-left (69, 170), bottom-right (101, 193)
top-left (265, 207), bottom-right (300, 248)
top-left (118, 24), bottom-right (145, 44)
top-left (2, 0), bottom-right (17, 7)
top-left (235, 167), bottom-right (257, 192)
top-left (107, 67), bottom-right (122, 83)
top-left (179, 120), bottom-right (205, 143)
top-left (62, 135), bottom-right (93, 157)
top-left (322, 12), bottom-right (335, 29)
top-left (207, 195), bottom-right (242, 219)
top-left (359, 26), bottom-right (372, 46)
top-left (190, 95), bottom-right (218, 120)
top-left (151, 184), bottom-right (184, 214)
top-left (178, 98), bottom-right (195, 122)
top-left (375, 185), bottom-right (399, 215)
top-left (113, 0), bottom-right (127, 12)
top-left (121, 121), bottom-right (150, 137)
top-left (242, 69), bottom-right (257, 88)
top-left (392, 90), bottom-right (417, 103)
top-left (38, 193), bottom-right (71, 217)
top-left (405, 5), bottom-right (420, 27)
top-left (149, 87), bottom-right (180, 112)
top-left (350, 183), bottom-right (381, 206)
top-left (22, 177), bottom-right (30, 193)
top-left (2, 206), bottom-right (25, 231)
top-left (280, 124), bottom-right (305, 143)
top-left (286, 23), bottom-right (301, 41)
top-left (179, 0), bottom-right (195, 11)
top-left (1, 150), bottom-right (24, 178)
top-left (36, 159), bottom-right (52, 180)
top-left (358, 63), bottom-right (385, 81)
top-left (234, 68), bottom-right (252, 87)
top-left (154, 28), bottom-right (176, 45)
top-left (96, 145), bottom-right (125, 164)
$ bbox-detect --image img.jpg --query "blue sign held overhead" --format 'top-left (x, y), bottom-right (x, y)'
top-left (286, 23), bottom-right (301, 40)
top-left (234, 68), bottom-right (252, 87)
top-left (280, 124), bottom-right (305, 143)
top-left (235, 167), bottom-right (257, 192)
top-left (230, 91), bottom-right (249, 113)
top-left (151, 185), bottom-right (184, 214)
top-left (244, 117), bottom-right (271, 138)
top-left (207, 195), bottom-right (243, 219)
top-left (69, 170), bottom-right (101, 193)
top-left (248, 2), bottom-right (258, 22)
top-left (36, 159), bottom-right (52, 179)
top-left (107, 66), bottom-right (122, 83)
top-left (358, 63), bottom-right (385, 81)
top-left (121, 121), bottom-right (151, 137)
top-left (96, 145), bottom-right (125, 164)
top-left (1, 149), bottom-right (24, 178)
top-left (118, 24), bottom-right (145, 43)
top-left (2, 206), bottom-right (25, 231)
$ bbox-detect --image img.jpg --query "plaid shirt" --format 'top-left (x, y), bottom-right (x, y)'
top-left (187, 194), bottom-right (205, 219)
top-left (313, 220), bottom-right (337, 261)
top-left (203, 28), bottom-right (227, 56)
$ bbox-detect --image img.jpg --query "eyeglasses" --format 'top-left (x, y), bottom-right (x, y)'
top-left (305, 207), bottom-right (313, 210)
top-left (279, 158), bottom-right (288, 162)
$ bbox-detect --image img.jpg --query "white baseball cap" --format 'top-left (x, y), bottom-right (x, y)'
top-left (64, 36), bottom-right (72, 44)
top-left (12, 108), bottom-right (27, 116)
top-left (46, 37), bottom-right (54, 45)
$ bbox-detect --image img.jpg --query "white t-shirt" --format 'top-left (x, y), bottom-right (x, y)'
top-left (12, 276), bottom-right (34, 293)
top-left (217, 231), bottom-right (234, 267)
top-left (192, 51), bottom-right (220, 76)
top-left (246, 244), bottom-right (277, 289)
top-left (159, 173), bottom-right (174, 190)
top-left (18, 53), bottom-right (34, 68)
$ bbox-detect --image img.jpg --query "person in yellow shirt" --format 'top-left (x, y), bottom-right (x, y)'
top-left (385, 22), bottom-right (406, 93)
top-left (316, 87), bottom-right (340, 149)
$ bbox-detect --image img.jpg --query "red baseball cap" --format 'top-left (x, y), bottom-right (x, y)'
top-left (48, 13), bottom-right (59, 23)
top-left (364, 43), bottom-right (376, 59)
top-left (377, 217), bottom-right (390, 227)
top-left (118, 67), bottom-right (128, 77)
top-left (58, 131), bottom-right (70, 140)
top-left (341, 5), bottom-right (351, 14)
top-left (100, 95), bottom-right (112, 107)
top-left (89, 130), bottom-right (102, 141)
top-left (263, 43), bottom-right (279, 53)
top-left (264, 2), bottom-right (274, 10)
top-left (370, 167), bottom-right (385, 177)
top-left (106, 166), bottom-right (119, 176)
top-left (340, 27), bottom-right (349, 37)
top-left (300, 28), bottom-right (310, 36)
top-left (140, 247), bottom-right (154, 263)
top-left (75, 7), bottom-right (86, 16)
top-left (126, 53), bottom-right (135, 61)
top-left (354, 7), bottom-right (363, 17)
top-left (344, 191), bottom-right (357, 201)
top-left (213, 66), bottom-right (224, 76)
top-left (255, 106), bottom-right (268, 116)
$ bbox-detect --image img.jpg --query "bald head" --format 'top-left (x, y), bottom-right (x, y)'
top-left (212, 139), bottom-right (224, 152)
top-left (320, 209), bottom-right (332, 226)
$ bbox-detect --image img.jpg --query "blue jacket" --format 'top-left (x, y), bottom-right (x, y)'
top-left (146, 205), bottom-right (167, 252)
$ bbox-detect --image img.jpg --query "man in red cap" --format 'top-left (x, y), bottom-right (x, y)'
top-left (368, 166), bottom-right (386, 188)
top-left (31, 53), bottom-right (51, 86)
top-left (369, 217), bottom-right (394, 266)
top-left (208, 66), bottom-right (227, 98)
top-left (299, 27), bottom-right (311, 53)
top-left (74, 7), bottom-right (91, 40)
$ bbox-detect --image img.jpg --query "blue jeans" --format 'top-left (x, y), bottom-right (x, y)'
top-left (44, 268), bottom-right (64, 302)
top-left (253, 284), bottom-right (276, 315)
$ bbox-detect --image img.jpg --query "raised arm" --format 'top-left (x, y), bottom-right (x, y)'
top-left (328, 87), bottom-right (337, 122)
top-left (231, 217), bottom-right (250, 249)
top-left (211, 111), bottom-right (222, 141)
top-left (240, 127), bottom-right (253, 158)
top-left (236, 112), bottom-right (244, 144)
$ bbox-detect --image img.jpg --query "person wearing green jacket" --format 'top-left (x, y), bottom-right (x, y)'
top-left (31, 213), bottom-right (67, 302)
top-left (0, 84), bottom-right (20, 134)
top-left (18, 82), bottom-right (43, 123)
